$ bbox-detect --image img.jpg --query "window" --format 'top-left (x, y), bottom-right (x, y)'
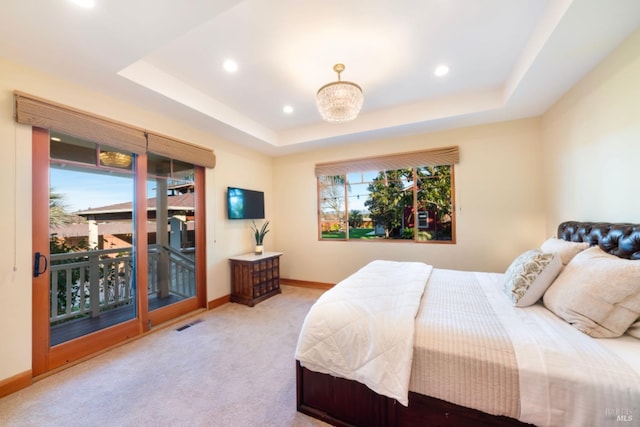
top-left (316, 147), bottom-right (458, 242)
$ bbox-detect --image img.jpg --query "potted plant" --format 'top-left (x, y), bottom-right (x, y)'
top-left (251, 220), bottom-right (270, 255)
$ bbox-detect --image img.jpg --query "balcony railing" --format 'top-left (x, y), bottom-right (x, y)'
top-left (50, 245), bottom-right (195, 324)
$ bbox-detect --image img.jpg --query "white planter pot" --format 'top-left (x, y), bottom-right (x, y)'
top-left (255, 245), bottom-right (264, 255)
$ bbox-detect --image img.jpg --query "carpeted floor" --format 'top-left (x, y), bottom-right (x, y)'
top-left (0, 285), bottom-right (330, 427)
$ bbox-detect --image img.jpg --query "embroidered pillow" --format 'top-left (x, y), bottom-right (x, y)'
top-left (540, 237), bottom-right (590, 265)
top-left (543, 246), bottom-right (640, 338)
top-left (503, 249), bottom-right (562, 307)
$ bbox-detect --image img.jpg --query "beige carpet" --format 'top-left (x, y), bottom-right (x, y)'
top-left (0, 286), bottom-right (330, 427)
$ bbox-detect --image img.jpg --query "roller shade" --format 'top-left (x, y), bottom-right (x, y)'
top-left (15, 91), bottom-right (147, 154)
top-left (14, 91), bottom-right (216, 168)
top-left (147, 132), bottom-right (216, 169)
top-left (315, 145), bottom-right (459, 176)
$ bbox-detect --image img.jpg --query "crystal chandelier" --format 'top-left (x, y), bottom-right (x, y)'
top-left (316, 64), bottom-right (363, 122)
top-left (99, 151), bottom-right (132, 168)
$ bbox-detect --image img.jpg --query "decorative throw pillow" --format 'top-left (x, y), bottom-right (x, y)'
top-left (626, 319), bottom-right (640, 339)
top-left (543, 246), bottom-right (640, 338)
top-left (503, 249), bottom-right (562, 307)
top-left (540, 237), bottom-right (590, 265)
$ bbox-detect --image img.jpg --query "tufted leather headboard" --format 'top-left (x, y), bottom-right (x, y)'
top-left (557, 221), bottom-right (640, 260)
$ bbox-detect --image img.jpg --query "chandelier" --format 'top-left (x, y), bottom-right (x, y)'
top-left (316, 64), bottom-right (363, 122)
top-left (99, 151), bottom-right (132, 168)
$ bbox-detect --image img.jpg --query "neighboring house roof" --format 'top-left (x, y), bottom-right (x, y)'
top-left (51, 220), bottom-right (195, 238)
top-left (77, 193), bottom-right (194, 216)
top-left (54, 193), bottom-right (196, 237)
top-left (51, 222), bottom-right (133, 238)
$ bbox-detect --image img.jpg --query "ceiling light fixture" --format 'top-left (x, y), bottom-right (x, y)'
top-left (100, 151), bottom-right (132, 168)
top-left (316, 63), bottom-right (363, 123)
top-left (223, 59), bottom-right (238, 73)
top-left (434, 64), bottom-right (449, 77)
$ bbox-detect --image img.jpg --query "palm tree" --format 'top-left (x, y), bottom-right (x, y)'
top-left (348, 210), bottom-right (363, 228)
top-left (49, 190), bottom-right (70, 227)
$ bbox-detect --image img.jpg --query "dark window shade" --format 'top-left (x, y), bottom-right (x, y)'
top-left (314, 145), bottom-right (459, 177)
top-left (14, 91), bottom-right (216, 168)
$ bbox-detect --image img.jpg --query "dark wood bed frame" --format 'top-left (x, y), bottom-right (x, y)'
top-left (296, 221), bottom-right (640, 427)
top-left (296, 361), bottom-right (531, 427)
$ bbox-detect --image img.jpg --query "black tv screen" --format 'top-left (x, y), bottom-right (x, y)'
top-left (227, 187), bottom-right (265, 220)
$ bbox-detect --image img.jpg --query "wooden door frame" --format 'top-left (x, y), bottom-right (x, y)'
top-left (135, 152), bottom-right (150, 332)
top-left (146, 166), bottom-right (207, 327)
top-left (32, 127), bottom-right (51, 376)
top-left (32, 128), bottom-right (140, 375)
top-left (32, 128), bottom-right (207, 375)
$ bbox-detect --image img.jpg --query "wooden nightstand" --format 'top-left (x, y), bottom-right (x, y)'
top-left (229, 252), bottom-right (283, 306)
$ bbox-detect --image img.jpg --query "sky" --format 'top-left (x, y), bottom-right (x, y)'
top-left (51, 167), bottom-right (138, 213)
top-left (51, 165), bottom-right (380, 214)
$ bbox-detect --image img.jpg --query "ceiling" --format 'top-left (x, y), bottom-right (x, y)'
top-left (1, 0), bottom-right (639, 156)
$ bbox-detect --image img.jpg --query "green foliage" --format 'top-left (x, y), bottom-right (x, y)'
top-left (415, 166), bottom-right (453, 240)
top-left (50, 236), bottom-right (89, 317)
top-left (348, 210), bottom-right (363, 228)
top-left (50, 235), bottom-right (87, 255)
top-left (362, 166), bottom-right (453, 240)
top-left (251, 220), bottom-right (270, 245)
top-left (364, 169), bottom-right (412, 238)
top-left (417, 230), bottom-right (433, 241)
top-left (319, 165), bottom-right (454, 241)
top-left (321, 228), bottom-right (375, 239)
top-left (49, 190), bottom-right (70, 227)
top-left (402, 227), bottom-right (415, 239)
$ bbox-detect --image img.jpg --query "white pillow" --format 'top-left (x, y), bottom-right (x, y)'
top-left (543, 246), bottom-right (640, 338)
top-left (503, 249), bottom-right (562, 307)
top-left (540, 237), bottom-right (590, 265)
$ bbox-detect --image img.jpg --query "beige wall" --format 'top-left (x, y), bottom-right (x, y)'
top-left (0, 58), bottom-right (272, 381)
top-left (541, 28), bottom-right (640, 234)
top-left (273, 118), bottom-right (546, 284)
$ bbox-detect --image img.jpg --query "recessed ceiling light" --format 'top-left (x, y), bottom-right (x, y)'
top-left (223, 59), bottom-right (238, 73)
top-left (283, 105), bottom-right (294, 114)
top-left (51, 137), bottom-right (61, 142)
top-left (434, 65), bottom-right (449, 77)
top-left (70, 0), bottom-right (95, 8)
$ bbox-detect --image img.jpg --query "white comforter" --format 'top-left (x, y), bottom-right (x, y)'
top-left (410, 269), bottom-right (640, 427)
top-left (295, 260), bottom-right (432, 406)
top-left (297, 264), bottom-right (640, 426)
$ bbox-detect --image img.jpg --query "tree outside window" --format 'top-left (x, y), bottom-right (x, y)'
top-left (318, 165), bottom-right (454, 242)
top-left (318, 175), bottom-right (347, 238)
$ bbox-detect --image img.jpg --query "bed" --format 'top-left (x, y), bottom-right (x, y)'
top-left (295, 221), bottom-right (640, 427)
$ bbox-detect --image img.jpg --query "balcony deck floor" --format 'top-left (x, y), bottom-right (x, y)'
top-left (50, 294), bottom-right (186, 346)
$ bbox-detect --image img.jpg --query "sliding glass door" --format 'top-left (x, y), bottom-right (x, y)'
top-left (146, 154), bottom-right (198, 320)
top-left (48, 134), bottom-right (138, 346)
top-left (32, 129), bottom-right (206, 375)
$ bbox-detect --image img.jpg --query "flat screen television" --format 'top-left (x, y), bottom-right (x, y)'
top-left (227, 187), bottom-right (265, 220)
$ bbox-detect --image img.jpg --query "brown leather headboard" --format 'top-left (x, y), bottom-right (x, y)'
top-left (558, 221), bottom-right (640, 260)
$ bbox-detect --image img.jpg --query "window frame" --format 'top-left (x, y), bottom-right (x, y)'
top-left (317, 163), bottom-right (456, 243)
